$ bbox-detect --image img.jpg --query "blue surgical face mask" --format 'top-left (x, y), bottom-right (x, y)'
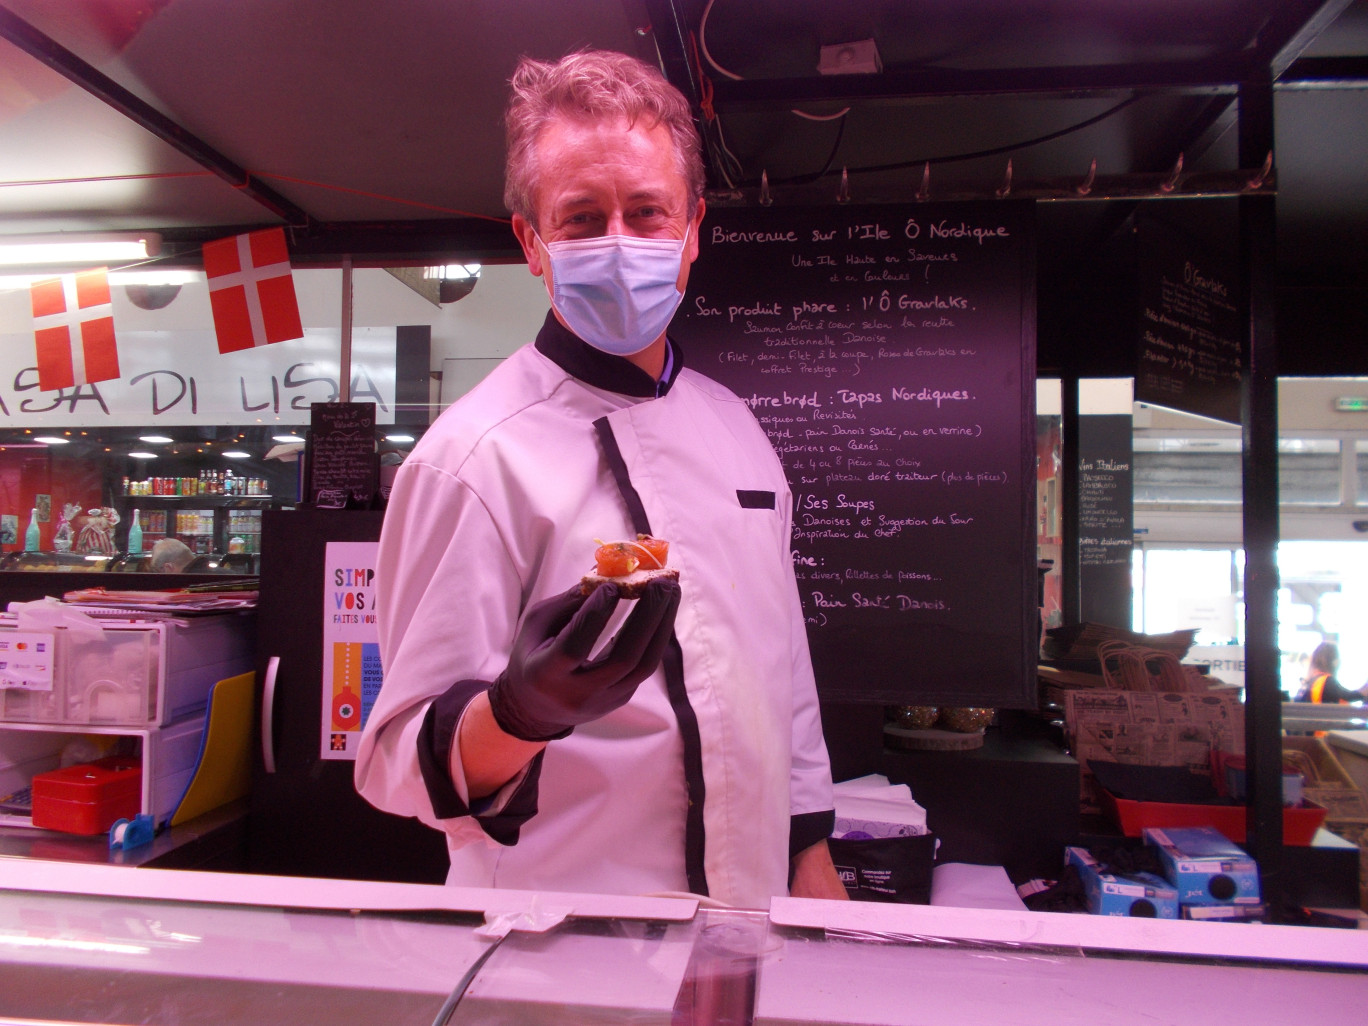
top-left (538, 227), bottom-right (690, 356)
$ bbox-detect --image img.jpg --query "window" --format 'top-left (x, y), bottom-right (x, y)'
top-left (1278, 438), bottom-right (1341, 505)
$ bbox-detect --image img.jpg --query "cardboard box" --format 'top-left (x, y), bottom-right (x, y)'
top-left (1283, 735), bottom-right (1356, 789)
top-left (31, 756), bottom-right (141, 835)
top-left (1065, 689), bottom-right (1244, 813)
top-left (1319, 733), bottom-right (1368, 911)
top-left (1326, 731), bottom-right (1368, 795)
top-left (1143, 826), bottom-right (1261, 906)
top-left (1066, 846), bottom-right (1178, 918)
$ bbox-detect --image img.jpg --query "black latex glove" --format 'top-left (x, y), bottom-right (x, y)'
top-left (487, 576), bottom-right (682, 742)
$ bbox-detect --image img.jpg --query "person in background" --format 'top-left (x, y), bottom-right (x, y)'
top-left (356, 49), bottom-right (845, 906)
top-left (148, 537), bottom-right (194, 573)
top-left (1295, 642), bottom-right (1364, 703)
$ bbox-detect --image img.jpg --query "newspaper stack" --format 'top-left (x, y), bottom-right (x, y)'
top-left (832, 774), bottom-right (929, 839)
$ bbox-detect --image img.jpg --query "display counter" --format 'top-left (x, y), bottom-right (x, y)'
top-left (2, 858), bottom-right (1365, 1024)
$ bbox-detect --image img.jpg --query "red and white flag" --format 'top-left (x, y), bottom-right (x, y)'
top-left (30, 268), bottom-right (121, 391)
top-left (203, 227), bottom-right (303, 353)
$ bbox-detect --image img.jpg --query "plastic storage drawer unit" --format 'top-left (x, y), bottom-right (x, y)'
top-left (0, 613), bottom-right (254, 727)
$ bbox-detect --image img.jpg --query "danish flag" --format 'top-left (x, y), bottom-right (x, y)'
top-left (203, 227), bottom-right (303, 353)
top-left (30, 268), bottom-right (121, 391)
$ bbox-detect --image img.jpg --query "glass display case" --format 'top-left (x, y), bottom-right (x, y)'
top-left (1, 860), bottom-right (1365, 1025)
top-left (0, 425), bottom-right (298, 576)
top-left (0, 551), bottom-right (118, 573)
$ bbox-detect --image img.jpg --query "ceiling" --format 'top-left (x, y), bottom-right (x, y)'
top-left (2, 0), bottom-right (1366, 371)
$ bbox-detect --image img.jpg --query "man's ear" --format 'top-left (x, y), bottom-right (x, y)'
top-left (686, 197), bottom-right (706, 265)
top-left (512, 214), bottom-right (543, 277)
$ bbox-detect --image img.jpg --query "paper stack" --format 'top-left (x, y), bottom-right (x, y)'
top-left (832, 774), bottom-right (929, 839)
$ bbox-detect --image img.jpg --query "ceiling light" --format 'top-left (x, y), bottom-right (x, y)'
top-left (0, 232), bottom-right (161, 267)
top-left (222, 450), bottom-right (251, 458)
top-left (123, 283), bottom-right (181, 310)
top-left (423, 263), bottom-right (481, 303)
top-left (272, 434), bottom-right (303, 443)
top-left (423, 263), bottom-right (480, 280)
top-left (385, 434), bottom-right (415, 443)
top-left (34, 436), bottom-right (69, 444)
top-left (138, 435), bottom-right (174, 444)
top-left (127, 451), bottom-right (158, 460)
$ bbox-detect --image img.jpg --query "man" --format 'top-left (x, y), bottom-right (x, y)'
top-left (149, 537), bottom-right (194, 573)
top-left (356, 49), bottom-right (844, 906)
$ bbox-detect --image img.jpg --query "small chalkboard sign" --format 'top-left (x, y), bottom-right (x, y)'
top-left (1077, 415), bottom-right (1133, 570)
top-left (1077, 414), bottom-right (1133, 627)
top-left (1135, 213), bottom-right (1242, 424)
top-left (671, 201), bottom-right (1037, 709)
top-left (307, 402), bottom-right (378, 508)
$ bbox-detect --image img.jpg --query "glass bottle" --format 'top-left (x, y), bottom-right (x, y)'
top-left (127, 509), bottom-right (144, 554)
top-left (24, 507), bottom-right (40, 551)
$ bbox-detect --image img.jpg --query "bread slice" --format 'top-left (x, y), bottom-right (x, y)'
top-left (580, 566), bottom-right (680, 599)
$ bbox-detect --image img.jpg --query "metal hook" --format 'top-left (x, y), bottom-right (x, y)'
top-left (837, 167), bottom-right (851, 203)
top-left (916, 161), bottom-right (931, 202)
top-left (759, 170), bottom-right (773, 206)
top-left (1075, 158), bottom-right (1097, 197)
top-left (1246, 151), bottom-right (1274, 190)
top-left (995, 158), bottom-right (1013, 199)
top-left (1160, 153), bottom-right (1184, 193)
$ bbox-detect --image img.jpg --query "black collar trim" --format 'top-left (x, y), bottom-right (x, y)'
top-left (533, 311), bottom-right (683, 398)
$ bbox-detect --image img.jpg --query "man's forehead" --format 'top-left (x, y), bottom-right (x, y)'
top-left (533, 118), bottom-right (687, 207)
top-left (553, 183), bottom-right (677, 206)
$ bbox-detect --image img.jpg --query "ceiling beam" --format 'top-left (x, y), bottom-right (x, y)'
top-left (0, 6), bottom-right (313, 228)
top-left (153, 218), bottom-right (523, 268)
top-left (642, 0), bottom-right (702, 108)
top-left (706, 48), bottom-right (1368, 110)
top-left (707, 57), bottom-right (1260, 109)
top-left (1279, 55), bottom-right (1368, 88)
top-left (1259, 0), bottom-right (1361, 79)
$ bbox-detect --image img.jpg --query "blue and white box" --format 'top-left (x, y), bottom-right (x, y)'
top-left (1066, 846), bottom-right (1179, 919)
top-left (1142, 826), bottom-right (1261, 906)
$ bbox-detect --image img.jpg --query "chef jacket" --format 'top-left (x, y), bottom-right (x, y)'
top-left (355, 313), bottom-right (835, 908)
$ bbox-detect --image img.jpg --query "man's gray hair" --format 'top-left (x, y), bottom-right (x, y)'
top-left (149, 537), bottom-right (194, 572)
top-left (503, 49), bottom-right (705, 226)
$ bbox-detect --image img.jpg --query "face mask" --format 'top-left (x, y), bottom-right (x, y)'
top-left (539, 227), bottom-right (690, 356)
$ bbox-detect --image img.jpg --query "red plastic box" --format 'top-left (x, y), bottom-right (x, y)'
top-left (1100, 786), bottom-right (1328, 846)
top-left (30, 757), bottom-right (142, 835)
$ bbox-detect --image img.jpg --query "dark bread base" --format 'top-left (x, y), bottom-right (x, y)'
top-left (579, 567), bottom-right (679, 598)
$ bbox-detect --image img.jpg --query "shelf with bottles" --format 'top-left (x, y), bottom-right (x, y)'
top-left (124, 506), bottom-right (264, 557)
top-left (224, 509), bottom-right (264, 555)
top-left (122, 469), bottom-right (274, 499)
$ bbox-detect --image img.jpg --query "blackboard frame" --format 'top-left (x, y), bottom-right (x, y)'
top-left (305, 401), bottom-right (379, 509)
top-left (1134, 210), bottom-right (1243, 424)
top-left (673, 201), bottom-right (1038, 710)
top-left (1077, 413), bottom-right (1134, 629)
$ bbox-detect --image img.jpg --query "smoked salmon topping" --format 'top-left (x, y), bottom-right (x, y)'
top-left (593, 535), bottom-right (669, 577)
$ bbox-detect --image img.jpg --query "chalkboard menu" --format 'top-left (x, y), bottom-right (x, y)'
top-left (1078, 414), bottom-right (1134, 628)
top-left (671, 202), bottom-right (1037, 707)
top-left (1078, 415), bottom-right (1134, 569)
top-left (307, 401), bottom-right (378, 508)
top-left (1135, 213), bottom-right (1242, 424)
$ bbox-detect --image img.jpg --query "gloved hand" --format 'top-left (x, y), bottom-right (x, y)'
top-left (487, 576), bottom-right (682, 742)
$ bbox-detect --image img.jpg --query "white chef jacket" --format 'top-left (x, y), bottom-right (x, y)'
top-left (355, 314), bottom-right (834, 908)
